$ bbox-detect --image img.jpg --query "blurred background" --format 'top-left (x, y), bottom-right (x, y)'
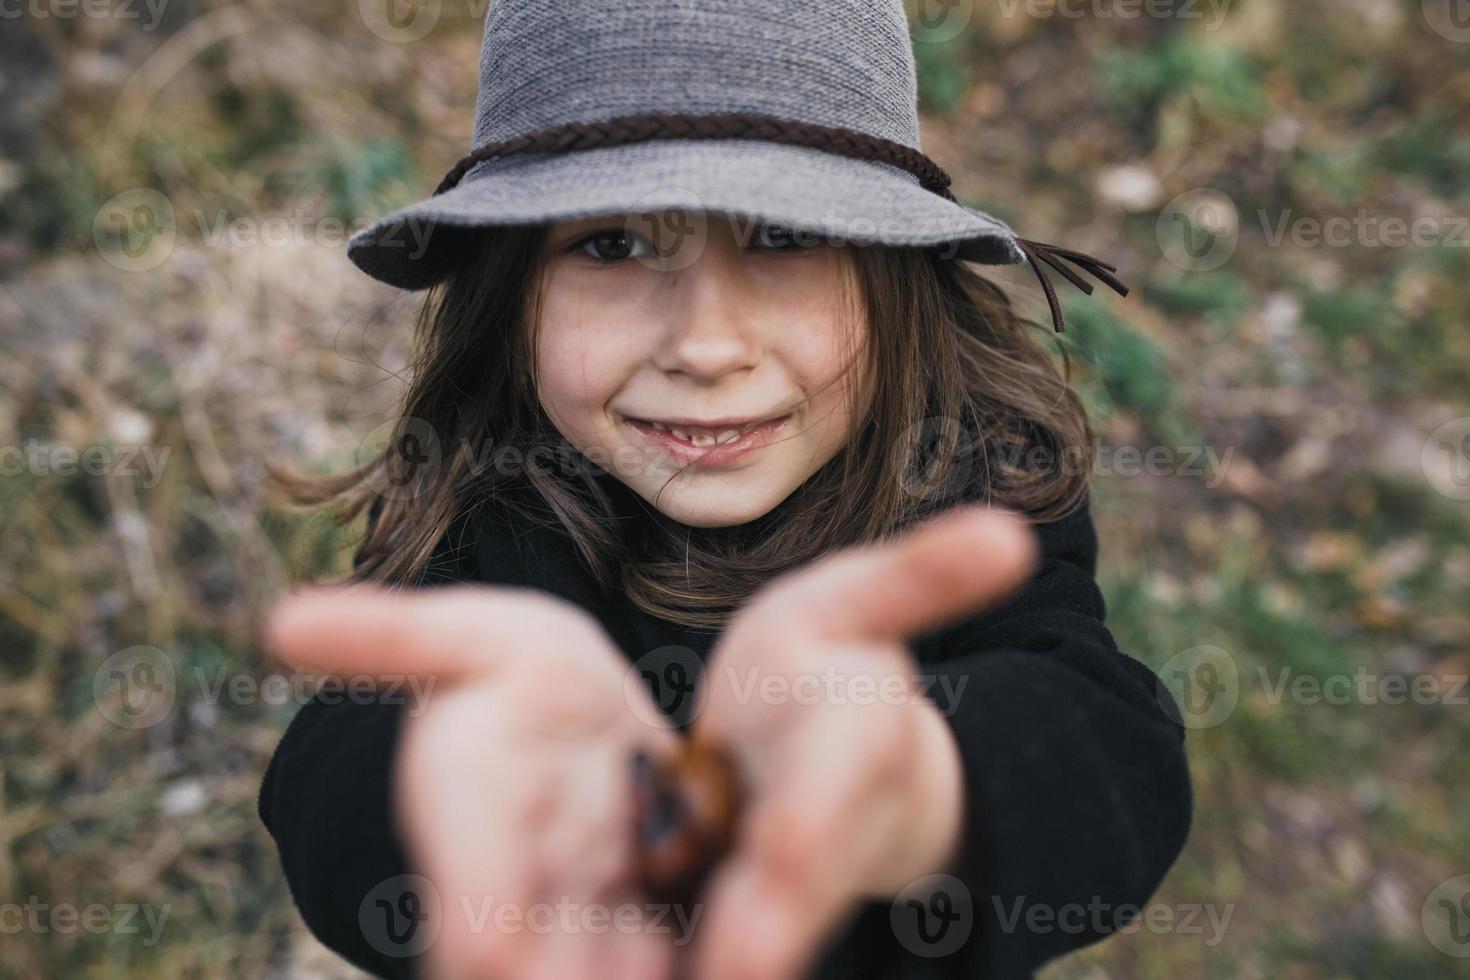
top-left (2, 0), bottom-right (1468, 976)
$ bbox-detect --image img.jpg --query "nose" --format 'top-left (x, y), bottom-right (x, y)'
top-left (653, 241), bottom-right (763, 384)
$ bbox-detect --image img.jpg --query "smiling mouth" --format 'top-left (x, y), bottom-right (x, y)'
top-left (621, 412), bottom-right (793, 466)
top-left (641, 420), bottom-right (759, 447)
top-left (628, 415), bottom-right (788, 447)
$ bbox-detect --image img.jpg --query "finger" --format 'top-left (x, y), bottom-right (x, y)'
top-left (750, 505), bottom-right (1039, 645)
top-left (603, 885), bottom-right (679, 980)
top-left (521, 749), bottom-right (643, 980)
top-left (517, 898), bottom-right (675, 980)
top-left (521, 916), bottom-right (604, 980)
top-left (396, 714), bottom-right (542, 978)
top-left (692, 709), bottom-right (885, 980)
top-left (261, 581), bottom-right (605, 683)
top-left (691, 856), bottom-right (841, 980)
top-left (412, 827), bottom-right (538, 980)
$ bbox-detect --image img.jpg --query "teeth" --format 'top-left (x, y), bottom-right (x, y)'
top-left (646, 420), bottom-right (752, 446)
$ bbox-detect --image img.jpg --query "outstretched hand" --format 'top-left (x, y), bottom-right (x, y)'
top-left (264, 584), bottom-right (682, 980)
top-left (688, 504), bottom-right (1039, 980)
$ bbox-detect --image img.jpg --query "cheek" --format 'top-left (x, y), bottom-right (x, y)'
top-left (534, 280), bottom-right (639, 426)
top-left (777, 253), bottom-right (867, 409)
top-left (789, 312), bottom-right (868, 420)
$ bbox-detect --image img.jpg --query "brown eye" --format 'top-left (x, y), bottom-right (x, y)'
top-left (750, 222), bottom-right (813, 251)
top-left (576, 229), bottom-right (655, 262)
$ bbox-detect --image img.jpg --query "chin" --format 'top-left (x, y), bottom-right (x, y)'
top-left (645, 483), bottom-right (784, 529)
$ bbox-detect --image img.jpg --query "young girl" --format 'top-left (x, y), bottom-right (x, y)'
top-left (258, 2), bottom-right (1193, 979)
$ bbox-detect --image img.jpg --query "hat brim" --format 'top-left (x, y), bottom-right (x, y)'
top-left (347, 138), bottom-right (1025, 290)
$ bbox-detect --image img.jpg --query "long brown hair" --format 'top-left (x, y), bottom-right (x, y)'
top-left (267, 220), bottom-right (1093, 631)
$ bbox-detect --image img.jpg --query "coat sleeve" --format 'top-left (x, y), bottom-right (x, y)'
top-left (257, 502), bottom-right (481, 979)
top-left (809, 494), bottom-right (1194, 980)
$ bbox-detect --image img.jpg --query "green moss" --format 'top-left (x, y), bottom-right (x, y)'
top-left (1291, 146), bottom-right (1373, 206)
top-left (913, 33), bottom-right (972, 116)
top-left (1376, 105), bottom-right (1470, 198)
top-left (1057, 294), bottom-right (1195, 444)
top-left (1146, 268), bottom-right (1252, 329)
top-left (1096, 35), bottom-right (1266, 139)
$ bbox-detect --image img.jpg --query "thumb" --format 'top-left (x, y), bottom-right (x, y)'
top-left (749, 505), bottom-right (1040, 645)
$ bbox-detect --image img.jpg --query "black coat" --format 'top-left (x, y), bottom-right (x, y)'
top-left (258, 473), bottom-right (1193, 979)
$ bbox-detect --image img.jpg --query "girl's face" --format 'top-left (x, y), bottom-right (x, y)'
top-left (533, 211), bottom-right (871, 528)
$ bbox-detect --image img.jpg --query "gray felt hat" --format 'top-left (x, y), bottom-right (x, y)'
top-left (346, 0), bottom-right (1128, 332)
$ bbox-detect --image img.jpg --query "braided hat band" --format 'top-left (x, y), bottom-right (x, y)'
top-left (436, 112), bottom-right (959, 201)
top-left (435, 111), bottom-right (1129, 334)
